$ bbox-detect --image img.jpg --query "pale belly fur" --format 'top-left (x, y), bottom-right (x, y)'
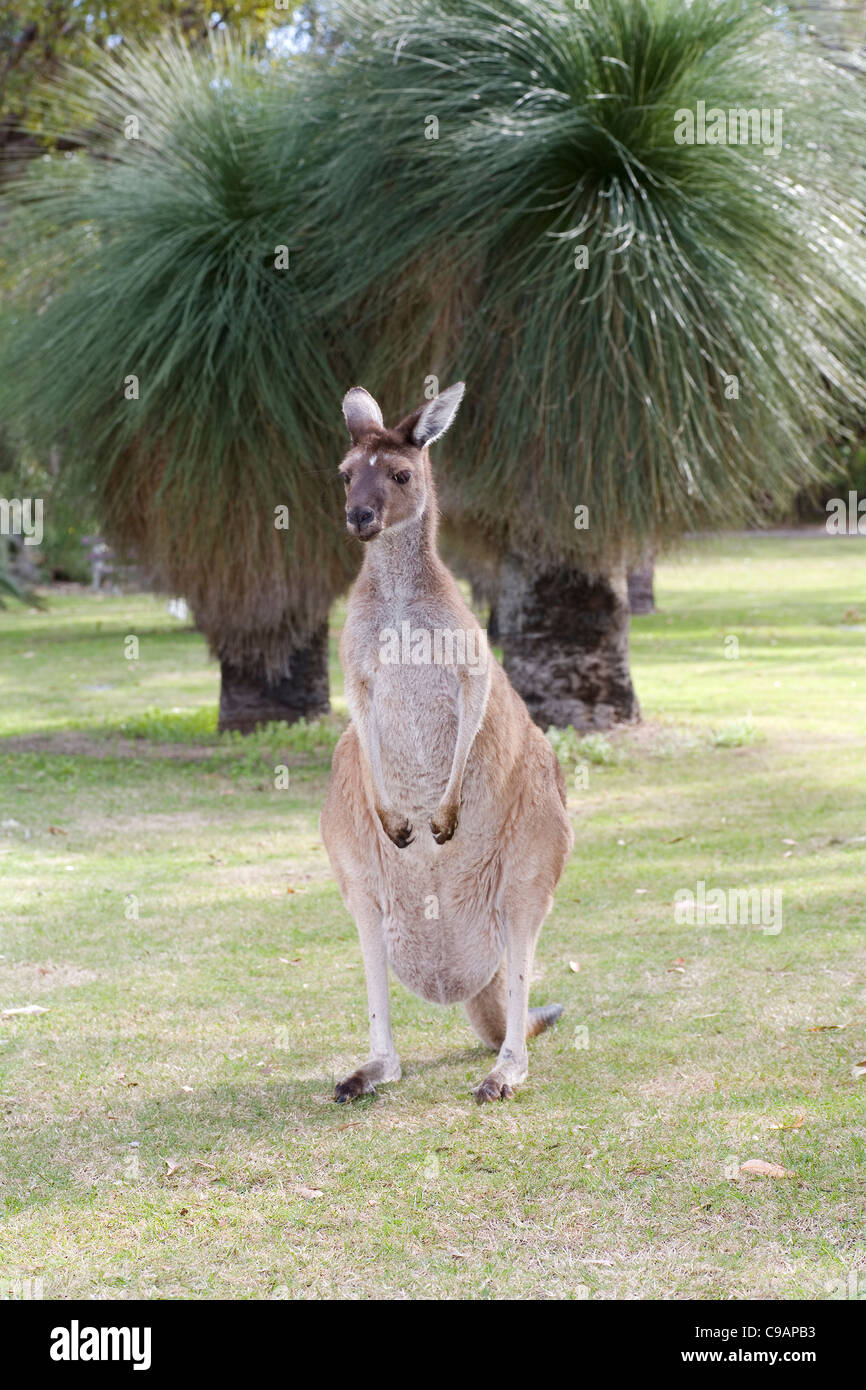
top-left (373, 663), bottom-right (503, 1003)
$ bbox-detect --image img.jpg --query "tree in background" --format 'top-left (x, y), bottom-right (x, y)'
top-left (5, 0), bottom-right (866, 734)
top-left (0, 2), bottom-right (280, 170)
top-left (313, 0), bottom-right (866, 728)
top-left (1, 5), bottom-right (298, 635)
top-left (1, 35), bottom-right (357, 731)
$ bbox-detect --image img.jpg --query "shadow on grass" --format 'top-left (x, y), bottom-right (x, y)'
top-left (2, 1046), bottom-right (500, 1212)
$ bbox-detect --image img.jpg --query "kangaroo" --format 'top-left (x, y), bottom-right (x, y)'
top-left (320, 382), bottom-right (573, 1103)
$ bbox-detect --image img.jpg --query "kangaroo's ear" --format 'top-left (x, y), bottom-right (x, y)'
top-left (410, 382), bottom-right (465, 448)
top-left (342, 387), bottom-right (384, 443)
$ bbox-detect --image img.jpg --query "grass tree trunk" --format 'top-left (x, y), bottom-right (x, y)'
top-left (217, 621), bottom-right (331, 734)
top-left (499, 554), bottom-right (639, 731)
top-left (627, 551), bottom-right (656, 615)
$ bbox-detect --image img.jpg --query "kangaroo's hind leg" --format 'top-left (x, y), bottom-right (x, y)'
top-left (465, 960), bottom-right (564, 1051)
top-left (464, 960), bottom-right (508, 1050)
top-left (321, 731), bottom-right (401, 1102)
top-left (470, 882), bottom-right (563, 1103)
top-left (332, 890), bottom-right (401, 1102)
top-left (466, 957), bottom-right (563, 1103)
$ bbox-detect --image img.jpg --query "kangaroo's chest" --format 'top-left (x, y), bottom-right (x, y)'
top-left (347, 597), bottom-right (480, 811)
top-left (374, 661), bottom-right (458, 809)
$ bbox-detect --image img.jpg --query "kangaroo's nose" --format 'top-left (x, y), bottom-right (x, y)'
top-left (348, 506), bottom-right (375, 529)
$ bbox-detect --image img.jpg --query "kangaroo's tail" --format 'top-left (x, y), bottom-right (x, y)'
top-left (527, 1003), bottom-right (564, 1038)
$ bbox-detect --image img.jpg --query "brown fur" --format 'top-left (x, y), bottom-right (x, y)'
top-left (321, 384), bottom-right (573, 1103)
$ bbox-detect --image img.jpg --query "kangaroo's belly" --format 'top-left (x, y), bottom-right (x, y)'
top-left (381, 845), bottom-right (504, 1003)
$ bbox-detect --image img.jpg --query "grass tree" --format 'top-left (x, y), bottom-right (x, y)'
top-left (316, 0), bottom-right (866, 728)
top-left (0, 35), bottom-right (357, 731)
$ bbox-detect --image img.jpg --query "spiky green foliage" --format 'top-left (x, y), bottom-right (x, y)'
top-left (313, 0), bottom-right (866, 560)
top-left (5, 1), bottom-right (866, 678)
top-left (0, 34), bottom-right (357, 676)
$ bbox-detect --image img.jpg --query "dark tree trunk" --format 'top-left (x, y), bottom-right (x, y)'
top-left (218, 621), bottom-right (331, 734)
top-left (499, 554), bottom-right (639, 730)
top-left (627, 551), bottom-right (656, 614)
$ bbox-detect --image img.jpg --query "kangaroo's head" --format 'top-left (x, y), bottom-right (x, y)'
top-left (339, 382), bottom-right (464, 542)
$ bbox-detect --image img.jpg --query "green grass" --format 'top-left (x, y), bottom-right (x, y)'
top-left (0, 534), bottom-right (864, 1300)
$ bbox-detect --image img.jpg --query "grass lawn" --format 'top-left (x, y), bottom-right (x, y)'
top-left (0, 533), bottom-right (864, 1300)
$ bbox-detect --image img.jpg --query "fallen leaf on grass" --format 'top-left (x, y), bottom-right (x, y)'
top-left (163, 1158), bottom-right (181, 1178)
top-left (568, 961), bottom-right (581, 973)
top-left (808, 1023), bottom-right (846, 1032)
top-left (851, 1061), bottom-right (866, 1080)
top-left (293, 1185), bottom-right (323, 1200)
top-left (768, 1113), bottom-right (804, 1132)
top-left (1, 1004), bottom-right (48, 1017)
top-left (47, 826), bottom-right (67, 836)
top-left (739, 1159), bottom-right (793, 1178)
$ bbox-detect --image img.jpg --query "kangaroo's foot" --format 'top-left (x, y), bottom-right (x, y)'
top-left (473, 1075), bottom-right (514, 1102)
top-left (377, 808), bottom-right (414, 849)
top-left (430, 801), bottom-right (458, 845)
top-left (472, 1046), bottom-right (527, 1104)
top-left (472, 1006), bottom-right (563, 1102)
top-left (334, 1053), bottom-right (401, 1103)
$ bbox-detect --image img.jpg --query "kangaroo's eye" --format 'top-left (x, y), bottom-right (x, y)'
top-left (391, 471), bottom-right (411, 485)
top-left (340, 474), bottom-right (350, 488)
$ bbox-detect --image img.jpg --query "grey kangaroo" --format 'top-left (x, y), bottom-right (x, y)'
top-left (320, 382), bottom-right (573, 1102)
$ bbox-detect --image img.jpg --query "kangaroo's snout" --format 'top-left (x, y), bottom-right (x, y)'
top-left (347, 505), bottom-right (380, 541)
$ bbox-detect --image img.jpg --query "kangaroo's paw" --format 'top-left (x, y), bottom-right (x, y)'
top-left (377, 809), bottom-right (414, 849)
top-left (334, 1055), bottom-right (401, 1103)
top-left (472, 1074), bottom-right (515, 1104)
top-left (334, 1071), bottom-right (376, 1103)
top-left (430, 802), bottom-right (458, 844)
top-left (473, 1047), bottom-right (527, 1104)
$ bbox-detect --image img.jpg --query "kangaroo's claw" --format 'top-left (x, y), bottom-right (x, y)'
top-left (430, 804), bottom-right (458, 844)
top-left (378, 809), bottom-right (414, 848)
